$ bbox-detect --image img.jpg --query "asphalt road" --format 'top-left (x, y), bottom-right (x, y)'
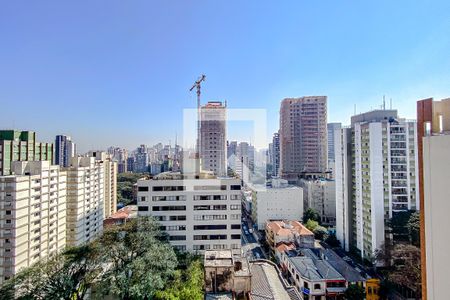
top-left (241, 214), bottom-right (266, 260)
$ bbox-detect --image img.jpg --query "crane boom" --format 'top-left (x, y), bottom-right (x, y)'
top-left (189, 74), bottom-right (206, 164)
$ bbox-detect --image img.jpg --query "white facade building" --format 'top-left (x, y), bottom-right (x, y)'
top-left (250, 179), bottom-right (303, 230)
top-left (137, 172), bottom-right (241, 253)
top-left (334, 127), bottom-right (352, 251)
top-left (300, 178), bottom-right (336, 226)
top-left (66, 156), bottom-right (104, 246)
top-left (89, 151), bottom-right (117, 219)
top-left (335, 110), bottom-right (419, 260)
top-left (0, 161), bottom-right (67, 284)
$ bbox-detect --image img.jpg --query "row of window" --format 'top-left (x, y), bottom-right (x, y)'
top-left (193, 234), bottom-right (241, 240)
top-left (138, 185), bottom-right (241, 192)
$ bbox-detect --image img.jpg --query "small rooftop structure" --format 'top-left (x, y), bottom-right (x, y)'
top-left (204, 250), bottom-right (251, 297)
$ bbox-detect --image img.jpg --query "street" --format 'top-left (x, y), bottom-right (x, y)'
top-left (241, 211), bottom-right (266, 261)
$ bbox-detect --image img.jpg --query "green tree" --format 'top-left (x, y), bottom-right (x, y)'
top-left (325, 233), bottom-right (341, 247)
top-left (0, 245), bottom-right (101, 300)
top-left (375, 243), bottom-right (421, 299)
top-left (313, 225), bottom-right (328, 240)
top-left (305, 219), bottom-right (319, 232)
top-left (344, 284), bottom-right (366, 300)
top-left (407, 211), bottom-right (420, 246)
top-left (94, 217), bottom-right (178, 300)
top-left (117, 173), bottom-right (148, 205)
top-left (303, 208), bottom-right (321, 224)
top-left (154, 259), bottom-right (204, 300)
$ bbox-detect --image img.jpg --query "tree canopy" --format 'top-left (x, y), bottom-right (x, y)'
top-left (303, 208), bottom-right (321, 224)
top-left (344, 284), bottom-right (366, 300)
top-left (0, 216), bottom-right (201, 300)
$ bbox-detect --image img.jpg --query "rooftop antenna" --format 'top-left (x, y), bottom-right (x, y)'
top-left (383, 95), bottom-right (386, 110)
top-left (390, 98), bottom-right (392, 109)
top-left (354, 104), bottom-right (357, 115)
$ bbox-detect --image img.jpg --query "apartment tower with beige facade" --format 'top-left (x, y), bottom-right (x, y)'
top-left (0, 161), bottom-right (67, 284)
top-left (200, 101), bottom-right (227, 177)
top-left (279, 96), bottom-right (328, 182)
top-left (66, 156), bottom-right (104, 246)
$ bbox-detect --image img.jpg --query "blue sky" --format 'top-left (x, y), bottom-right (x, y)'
top-left (1, 1), bottom-right (450, 152)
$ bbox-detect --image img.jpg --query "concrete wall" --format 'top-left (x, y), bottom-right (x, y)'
top-left (423, 134), bottom-right (450, 300)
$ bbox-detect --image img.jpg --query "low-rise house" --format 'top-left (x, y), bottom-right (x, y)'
top-left (281, 248), bottom-right (346, 299)
top-left (204, 250), bottom-right (251, 298)
top-left (103, 205), bottom-right (137, 227)
top-left (265, 220), bottom-right (314, 254)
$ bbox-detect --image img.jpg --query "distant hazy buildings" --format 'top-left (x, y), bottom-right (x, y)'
top-left (200, 101), bottom-right (227, 177)
top-left (417, 97), bottom-right (450, 300)
top-left (134, 144), bottom-right (149, 173)
top-left (335, 109), bottom-right (419, 260)
top-left (271, 132), bottom-right (280, 177)
top-left (250, 179), bottom-right (303, 230)
top-left (108, 147), bottom-right (128, 173)
top-left (55, 135), bottom-right (76, 168)
top-left (279, 97), bottom-right (328, 182)
top-left (0, 161), bottom-right (67, 284)
top-left (137, 172), bottom-right (241, 252)
top-left (0, 130), bottom-right (53, 176)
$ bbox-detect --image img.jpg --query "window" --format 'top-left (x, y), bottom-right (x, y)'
top-left (138, 206), bottom-right (149, 211)
top-left (152, 206), bottom-right (186, 211)
top-left (5, 210), bottom-right (11, 215)
top-left (231, 224), bottom-right (241, 229)
top-left (230, 185), bottom-right (241, 190)
top-left (194, 225), bottom-right (226, 230)
top-left (231, 234), bottom-right (241, 239)
top-left (230, 194), bottom-right (240, 200)
top-left (140, 196), bottom-right (146, 202)
top-left (230, 205), bottom-right (240, 210)
top-left (138, 186), bottom-right (149, 191)
top-left (194, 234), bottom-right (227, 240)
top-left (169, 215), bottom-right (186, 221)
top-left (314, 284), bottom-right (321, 290)
top-left (169, 235), bottom-right (186, 241)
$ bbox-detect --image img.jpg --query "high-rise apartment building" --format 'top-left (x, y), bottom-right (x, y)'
top-left (200, 101), bottom-right (227, 177)
top-left (0, 130), bottom-right (53, 176)
top-left (335, 110), bottom-right (419, 260)
top-left (136, 172), bottom-right (241, 252)
top-left (279, 97), bottom-right (328, 181)
top-left (327, 123), bottom-right (341, 178)
top-left (0, 161), bottom-right (67, 284)
top-left (334, 126), bottom-right (352, 251)
top-left (271, 132), bottom-right (280, 177)
top-left (89, 151), bottom-right (117, 219)
top-left (417, 97), bottom-right (450, 300)
top-left (66, 156), bottom-right (104, 246)
top-left (55, 135), bottom-right (76, 168)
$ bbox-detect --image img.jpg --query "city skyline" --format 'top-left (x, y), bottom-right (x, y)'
top-left (2, 1), bottom-right (450, 152)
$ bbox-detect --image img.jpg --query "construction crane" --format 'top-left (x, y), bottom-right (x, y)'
top-left (189, 74), bottom-right (206, 109)
top-left (189, 74), bottom-right (206, 160)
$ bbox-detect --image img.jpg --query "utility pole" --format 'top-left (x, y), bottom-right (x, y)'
top-left (190, 74), bottom-right (206, 162)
